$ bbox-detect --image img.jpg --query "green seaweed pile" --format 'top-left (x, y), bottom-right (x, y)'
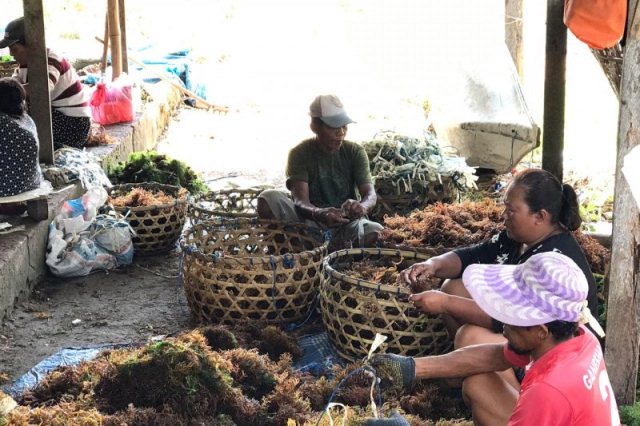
top-left (108, 151), bottom-right (208, 194)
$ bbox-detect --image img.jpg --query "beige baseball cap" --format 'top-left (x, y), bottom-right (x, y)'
top-left (309, 94), bottom-right (355, 128)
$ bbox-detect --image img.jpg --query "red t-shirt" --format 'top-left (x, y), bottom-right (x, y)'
top-left (504, 326), bottom-right (620, 426)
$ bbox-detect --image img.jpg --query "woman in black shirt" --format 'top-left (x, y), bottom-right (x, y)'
top-left (402, 168), bottom-right (598, 346)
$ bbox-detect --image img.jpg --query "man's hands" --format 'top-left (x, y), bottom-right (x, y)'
top-left (409, 290), bottom-right (449, 315)
top-left (364, 411), bottom-right (410, 426)
top-left (369, 353), bottom-right (416, 390)
top-left (400, 260), bottom-right (436, 285)
top-left (341, 199), bottom-right (367, 220)
top-left (315, 207), bottom-right (350, 226)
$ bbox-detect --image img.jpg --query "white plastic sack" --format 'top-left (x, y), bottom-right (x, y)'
top-left (92, 215), bottom-right (134, 267)
top-left (57, 187), bottom-right (108, 234)
top-left (428, 43), bottom-right (539, 173)
top-left (46, 188), bottom-right (131, 278)
top-left (45, 224), bottom-right (117, 277)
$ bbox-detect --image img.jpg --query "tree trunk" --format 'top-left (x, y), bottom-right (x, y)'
top-left (604, 0), bottom-right (640, 406)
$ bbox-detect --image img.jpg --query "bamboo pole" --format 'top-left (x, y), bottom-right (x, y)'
top-left (107, 0), bottom-right (122, 80)
top-left (101, 12), bottom-right (109, 73)
top-left (118, 0), bottom-right (128, 74)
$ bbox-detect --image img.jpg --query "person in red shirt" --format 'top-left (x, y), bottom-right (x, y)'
top-left (367, 252), bottom-right (619, 426)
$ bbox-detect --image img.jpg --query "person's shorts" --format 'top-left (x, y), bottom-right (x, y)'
top-left (258, 189), bottom-right (383, 245)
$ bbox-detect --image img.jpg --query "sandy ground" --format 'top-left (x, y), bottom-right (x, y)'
top-left (0, 253), bottom-right (194, 382)
top-left (0, 0), bottom-right (618, 385)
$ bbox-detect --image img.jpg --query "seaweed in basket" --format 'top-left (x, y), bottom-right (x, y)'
top-left (337, 257), bottom-right (442, 294)
top-left (108, 186), bottom-right (188, 207)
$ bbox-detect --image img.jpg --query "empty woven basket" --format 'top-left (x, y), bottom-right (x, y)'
top-left (320, 247), bottom-right (452, 362)
top-left (181, 219), bottom-right (327, 325)
top-left (188, 188), bottom-right (264, 224)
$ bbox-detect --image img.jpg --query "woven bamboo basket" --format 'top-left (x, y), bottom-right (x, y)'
top-left (320, 248), bottom-right (452, 362)
top-left (0, 62), bottom-right (17, 78)
top-left (108, 183), bottom-right (189, 255)
top-left (180, 219), bottom-right (327, 324)
top-left (370, 176), bottom-right (458, 221)
top-left (188, 188), bottom-right (263, 223)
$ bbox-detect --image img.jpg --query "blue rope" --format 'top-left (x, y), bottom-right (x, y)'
top-left (176, 250), bottom-right (186, 297)
top-left (282, 253), bottom-right (295, 269)
top-left (315, 366), bottom-right (382, 426)
top-left (286, 293), bottom-right (320, 332)
top-left (269, 255), bottom-right (278, 310)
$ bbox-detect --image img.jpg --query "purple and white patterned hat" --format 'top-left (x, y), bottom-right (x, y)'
top-left (462, 252), bottom-right (589, 327)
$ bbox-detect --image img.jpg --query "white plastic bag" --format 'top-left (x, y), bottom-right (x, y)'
top-left (45, 225), bottom-right (117, 277)
top-left (92, 215), bottom-right (134, 266)
top-left (46, 187), bottom-right (131, 277)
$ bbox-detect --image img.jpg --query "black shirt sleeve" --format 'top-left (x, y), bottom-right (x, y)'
top-left (453, 231), bottom-right (517, 276)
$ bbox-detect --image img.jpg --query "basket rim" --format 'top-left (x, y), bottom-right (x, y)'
top-left (108, 182), bottom-right (189, 211)
top-left (322, 247), bottom-right (435, 295)
top-left (180, 218), bottom-right (328, 265)
top-left (189, 187), bottom-right (272, 218)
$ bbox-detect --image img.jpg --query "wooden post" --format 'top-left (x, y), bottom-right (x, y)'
top-left (23, 0), bottom-right (54, 164)
top-left (107, 0), bottom-right (122, 80)
top-left (604, 0), bottom-right (640, 406)
top-left (505, 0), bottom-right (524, 79)
top-left (118, 0), bottom-right (128, 74)
top-left (541, 0), bottom-right (567, 181)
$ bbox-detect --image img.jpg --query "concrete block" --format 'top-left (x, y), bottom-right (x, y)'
top-left (0, 184), bottom-right (81, 321)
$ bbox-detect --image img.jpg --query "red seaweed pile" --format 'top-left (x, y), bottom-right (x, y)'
top-left (380, 200), bottom-right (504, 250)
top-left (1, 326), bottom-right (472, 426)
top-left (379, 199), bottom-right (610, 275)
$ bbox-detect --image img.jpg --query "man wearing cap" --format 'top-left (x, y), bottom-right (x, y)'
top-left (258, 94), bottom-right (382, 247)
top-left (1, 17), bottom-right (91, 149)
top-left (367, 252), bottom-right (619, 426)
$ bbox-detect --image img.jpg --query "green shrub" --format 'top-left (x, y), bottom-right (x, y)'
top-left (620, 401), bottom-right (640, 426)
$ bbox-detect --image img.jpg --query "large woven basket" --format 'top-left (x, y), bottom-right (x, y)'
top-left (108, 183), bottom-right (189, 255)
top-left (180, 219), bottom-right (327, 324)
top-left (188, 188), bottom-right (263, 223)
top-left (0, 62), bottom-right (17, 78)
top-left (320, 248), bottom-right (451, 362)
top-left (370, 176), bottom-right (458, 221)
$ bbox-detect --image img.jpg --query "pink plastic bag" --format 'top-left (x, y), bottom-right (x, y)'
top-left (90, 74), bottom-right (134, 125)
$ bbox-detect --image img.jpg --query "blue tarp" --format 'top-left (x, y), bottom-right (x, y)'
top-left (85, 45), bottom-right (211, 102)
top-left (2, 343), bottom-right (131, 398)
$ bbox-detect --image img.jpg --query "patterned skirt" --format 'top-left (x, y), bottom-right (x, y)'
top-left (52, 109), bottom-right (91, 149)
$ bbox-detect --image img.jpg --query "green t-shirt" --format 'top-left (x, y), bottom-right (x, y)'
top-left (286, 138), bottom-right (373, 208)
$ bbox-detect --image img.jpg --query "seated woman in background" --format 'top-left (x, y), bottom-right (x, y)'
top-left (402, 168), bottom-right (599, 349)
top-left (1, 17), bottom-right (91, 149)
top-left (0, 77), bottom-right (43, 204)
